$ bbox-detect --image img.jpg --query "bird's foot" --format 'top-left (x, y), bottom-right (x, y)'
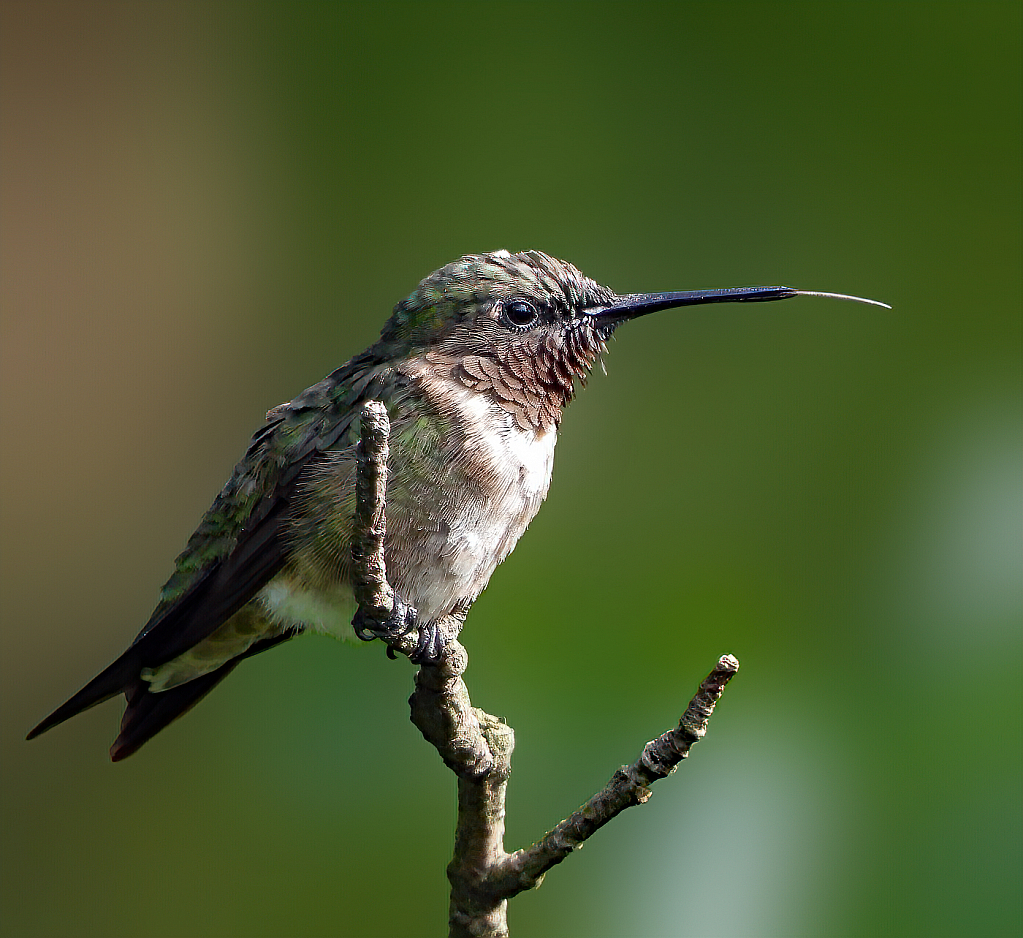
top-left (352, 597), bottom-right (446, 664)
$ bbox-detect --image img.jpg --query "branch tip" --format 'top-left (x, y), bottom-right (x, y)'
top-left (717, 653), bottom-right (740, 673)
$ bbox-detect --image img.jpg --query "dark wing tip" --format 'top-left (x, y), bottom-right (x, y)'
top-left (26, 649), bottom-right (143, 741)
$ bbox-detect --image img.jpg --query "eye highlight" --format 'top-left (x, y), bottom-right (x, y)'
top-left (502, 299), bottom-right (540, 329)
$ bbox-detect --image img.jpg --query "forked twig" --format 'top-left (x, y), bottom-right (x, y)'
top-left (351, 401), bottom-right (740, 937)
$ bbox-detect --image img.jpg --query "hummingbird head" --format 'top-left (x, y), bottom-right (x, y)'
top-left (384, 249), bottom-right (617, 347)
top-left (382, 250), bottom-right (618, 431)
top-left (381, 249), bottom-right (889, 432)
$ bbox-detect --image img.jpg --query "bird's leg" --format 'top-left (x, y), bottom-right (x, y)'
top-left (352, 597), bottom-right (447, 664)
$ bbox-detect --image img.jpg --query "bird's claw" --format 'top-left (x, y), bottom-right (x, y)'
top-left (352, 597), bottom-right (415, 644)
top-left (408, 619), bottom-right (446, 665)
top-left (352, 598), bottom-right (446, 664)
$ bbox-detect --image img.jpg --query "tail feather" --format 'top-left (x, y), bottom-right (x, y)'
top-left (109, 665), bottom-right (242, 762)
top-left (109, 630), bottom-right (296, 761)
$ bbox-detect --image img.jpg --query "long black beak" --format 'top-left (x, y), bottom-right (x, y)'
top-left (586, 286), bottom-right (890, 326)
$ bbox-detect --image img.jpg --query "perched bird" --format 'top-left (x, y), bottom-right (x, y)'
top-left (27, 250), bottom-right (888, 760)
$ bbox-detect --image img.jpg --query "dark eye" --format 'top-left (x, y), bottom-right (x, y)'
top-left (503, 299), bottom-right (540, 329)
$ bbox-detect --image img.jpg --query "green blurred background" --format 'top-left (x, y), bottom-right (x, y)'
top-left (2, 2), bottom-right (1019, 936)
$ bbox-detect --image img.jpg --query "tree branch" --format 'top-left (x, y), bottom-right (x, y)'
top-left (351, 401), bottom-right (740, 937)
top-left (351, 400), bottom-right (394, 622)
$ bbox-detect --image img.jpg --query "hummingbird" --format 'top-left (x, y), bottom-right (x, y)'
top-left (27, 250), bottom-right (888, 760)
